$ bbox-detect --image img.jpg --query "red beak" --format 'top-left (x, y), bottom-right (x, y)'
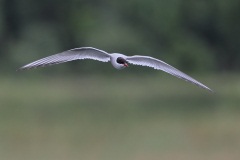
top-left (124, 63), bottom-right (128, 67)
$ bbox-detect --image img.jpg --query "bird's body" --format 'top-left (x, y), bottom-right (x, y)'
top-left (18, 47), bottom-right (212, 92)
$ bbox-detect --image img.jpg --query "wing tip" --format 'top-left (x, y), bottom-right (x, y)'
top-left (16, 66), bottom-right (33, 71)
top-left (194, 82), bottom-right (214, 93)
top-left (16, 66), bottom-right (26, 71)
top-left (17, 64), bottom-right (44, 71)
top-left (204, 86), bottom-right (214, 93)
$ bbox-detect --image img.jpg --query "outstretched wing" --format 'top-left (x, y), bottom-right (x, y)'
top-left (18, 47), bottom-right (110, 70)
top-left (126, 55), bottom-right (212, 92)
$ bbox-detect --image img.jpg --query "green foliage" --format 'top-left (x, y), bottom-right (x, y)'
top-left (0, 0), bottom-right (240, 73)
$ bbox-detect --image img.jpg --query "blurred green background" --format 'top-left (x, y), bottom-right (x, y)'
top-left (1, 0), bottom-right (240, 160)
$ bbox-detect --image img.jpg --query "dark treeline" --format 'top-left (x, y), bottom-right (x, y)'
top-left (0, 0), bottom-right (239, 73)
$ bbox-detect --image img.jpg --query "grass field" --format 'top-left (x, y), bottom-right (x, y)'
top-left (0, 73), bottom-right (240, 160)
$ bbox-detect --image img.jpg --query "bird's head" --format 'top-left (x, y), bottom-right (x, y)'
top-left (116, 57), bottom-right (128, 68)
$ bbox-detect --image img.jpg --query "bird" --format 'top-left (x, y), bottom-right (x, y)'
top-left (18, 47), bottom-right (213, 92)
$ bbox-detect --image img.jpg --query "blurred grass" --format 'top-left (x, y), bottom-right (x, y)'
top-left (0, 73), bottom-right (240, 160)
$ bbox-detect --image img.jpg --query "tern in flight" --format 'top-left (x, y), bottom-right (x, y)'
top-left (18, 47), bottom-right (212, 92)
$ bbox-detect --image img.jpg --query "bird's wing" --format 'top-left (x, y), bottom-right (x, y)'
top-left (18, 47), bottom-right (110, 70)
top-left (126, 55), bottom-right (212, 92)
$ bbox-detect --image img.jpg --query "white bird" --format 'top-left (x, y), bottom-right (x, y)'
top-left (18, 47), bottom-right (212, 92)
